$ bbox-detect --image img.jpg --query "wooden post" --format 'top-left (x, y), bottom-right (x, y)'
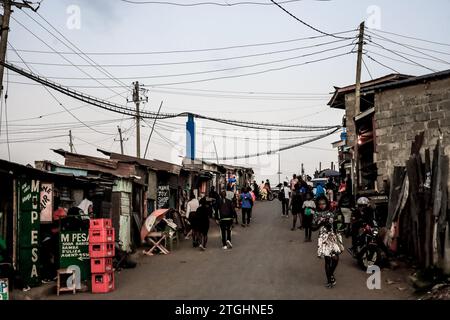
top-left (354, 21), bottom-right (365, 195)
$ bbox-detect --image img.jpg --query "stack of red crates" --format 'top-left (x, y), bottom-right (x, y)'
top-left (89, 218), bottom-right (115, 293)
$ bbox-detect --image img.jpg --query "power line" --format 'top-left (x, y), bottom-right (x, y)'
top-left (365, 31), bottom-right (450, 66)
top-left (364, 54), bottom-right (399, 74)
top-left (371, 29), bottom-right (450, 47)
top-left (119, 0), bottom-right (305, 6)
top-left (362, 57), bottom-right (373, 80)
top-left (10, 15), bottom-right (125, 97)
top-left (367, 30), bottom-right (450, 56)
top-left (2, 61), bottom-right (341, 131)
top-left (11, 29), bottom-right (356, 56)
top-left (8, 43), bottom-right (115, 136)
top-left (201, 127), bottom-right (340, 160)
top-left (7, 38), bottom-right (351, 68)
top-left (364, 37), bottom-right (437, 72)
top-left (28, 42), bottom-right (354, 81)
top-left (21, 9), bottom-right (130, 92)
top-left (366, 42), bottom-right (450, 66)
top-left (269, 0), bottom-right (354, 40)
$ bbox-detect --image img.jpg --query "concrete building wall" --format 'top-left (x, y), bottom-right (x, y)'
top-left (373, 77), bottom-right (450, 189)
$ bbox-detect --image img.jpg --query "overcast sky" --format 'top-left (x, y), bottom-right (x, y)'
top-left (1, 0), bottom-right (449, 183)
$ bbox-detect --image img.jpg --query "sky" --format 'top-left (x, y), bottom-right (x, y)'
top-left (1, 0), bottom-right (449, 183)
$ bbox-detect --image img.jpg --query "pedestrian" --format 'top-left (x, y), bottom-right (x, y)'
top-left (326, 177), bottom-right (336, 202)
top-left (196, 197), bottom-right (212, 251)
top-left (186, 192), bottom-right (200, 247)
top-left (260, 180), bottom-right (267, 200)
top-left (290, 184), bottom-right (304, 231)
top-left (302, 192), bottom-right (316, 241)
top-left (315, 183), bottom-right (326, 198)
top-left (240, 187), bottom-right (253, 227)
top-left (208, 186), bottom-right (220, 218)
top-left (290, 174), bottom-right (299, 192)
top-left (264, 179), bottom-right (271, 192)
top-left (281, 181), bottom-right (290, 217)
top-left (315, 196), bottom-right (344, 288)
top-left (216, 191), bottom-right (237, 250)
top-left (252, 180), bottom-right (260, 200)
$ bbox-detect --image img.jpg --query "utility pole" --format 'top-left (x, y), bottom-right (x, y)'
top-left (132, 82), bottom-right (141, 158)
top-left (130, 81), bottom-right (148, 158)
top-left (69, 130), bottom-right (74, 153)
top-left (117, 126), bottom-right (125, 155)
top-left (0, 1), bottom-right (39, 94)
top-left (354, 21), bottom-right (365, 194)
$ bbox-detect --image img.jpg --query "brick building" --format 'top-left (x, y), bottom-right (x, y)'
top-left (329, 69), bottom-right (450, 195)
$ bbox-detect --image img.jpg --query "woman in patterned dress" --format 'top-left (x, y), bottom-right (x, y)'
top-left (315, 196), bottom-right (344, 288)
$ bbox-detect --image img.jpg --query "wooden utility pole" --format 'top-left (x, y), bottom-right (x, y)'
top-left (132, 81), bottom-right (141, 158)
top-left (118, 126), bottom-right (124, 155)
top-left (354, 21), bottom-right (365, 194)
top-left (69, 130), bottom-right (74, 153)
top-left (0, 1), bottom-right (39, 94)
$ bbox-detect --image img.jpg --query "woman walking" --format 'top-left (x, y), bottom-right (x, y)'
top-left (290, 185), bottom-right (304, 231)
top-left (302, 192), bottom-right (316, 241)
top-left (315, 196), bottom-right (344, 288)
top-left (196, 197), bottom-right (212, 251)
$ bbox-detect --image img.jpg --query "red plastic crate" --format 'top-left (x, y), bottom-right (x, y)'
top-left (89, 228), bottom-right (115, 243)
top-left (89, 242), bottom-right (115, 258)
top-left (90, 218), bottom-right (112, 230)
top-left (91, 272), bottom-right (115, 294)
top-left (91, 257), bottom-right (113, 273)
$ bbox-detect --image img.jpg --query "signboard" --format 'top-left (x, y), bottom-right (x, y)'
top-left (157, 185), bottom-right (170, 209)
top-left (0, 278), bottom-right (9, 300)
top-left (59, 231), bottom-right (90, 284)
top-left (40, 183), bottom-right (53, 223)
top-left (17, 179), bottom-right (41, 287)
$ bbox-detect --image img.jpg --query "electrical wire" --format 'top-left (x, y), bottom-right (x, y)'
top-left (10, 16), bottom-right (125, 97)
top-left (362, 57), bottom-right (373, 80)
top-left (2, 62), bottom-right (341, 131)
top-left (11, 29), bottom-right (356, 56)
top-left (120, 0), bottom-right (305, 6)
top-left (22, 10), bottom-right (131, 92)
top-left (366, 42), bottom-right (450, 66)
top-left (363, 37), bottom-right (437, 72)
top-left (364, 54), bottom-right (399, 74)
top-left (7, 38), bottom-right (352, 68)
top-left (201, 127), bottom-right (340, 160)
top-left (371, 29), bottom-right (450, 47)
top-left (31, 42), bottom-right (355, 80)
top-left (367, 30), bottom-right (450, 57)
top-left (8, 43), bottom-right (115, 136)
top-left (269, 0), bottom-right (354, 40)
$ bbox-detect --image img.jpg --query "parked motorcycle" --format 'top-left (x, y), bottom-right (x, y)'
top-left (349, 220), bottom-right (382, 270)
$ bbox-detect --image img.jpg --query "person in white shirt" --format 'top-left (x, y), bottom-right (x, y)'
top-left (185, 193), bottom-right (200, 246)
top-left (281, 182), bottom-right (291, 217)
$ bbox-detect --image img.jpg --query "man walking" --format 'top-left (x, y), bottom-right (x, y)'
top-left (216, 191), bottom-right (237, 250)
top-left (240, 187), bottom-right (253, 227)
top-left (281, 181), bottom-right (290, 218)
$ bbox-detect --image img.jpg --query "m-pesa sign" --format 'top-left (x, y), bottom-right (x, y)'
top-left (18, 179), bottom-right (41, 287)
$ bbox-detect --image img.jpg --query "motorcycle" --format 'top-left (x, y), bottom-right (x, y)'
top-left (349, 220), bottom-right (382, 270)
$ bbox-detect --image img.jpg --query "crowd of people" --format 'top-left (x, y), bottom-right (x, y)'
top-left (183, 182), bottom-right (257, 252)
top-left (181, 172), bottom-right (377, 290)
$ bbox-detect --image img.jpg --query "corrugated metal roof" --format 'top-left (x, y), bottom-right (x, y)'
top-left (361, 69), bottom-right (450, 93)
top-left (328, 73), bottom-right (413, 109)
